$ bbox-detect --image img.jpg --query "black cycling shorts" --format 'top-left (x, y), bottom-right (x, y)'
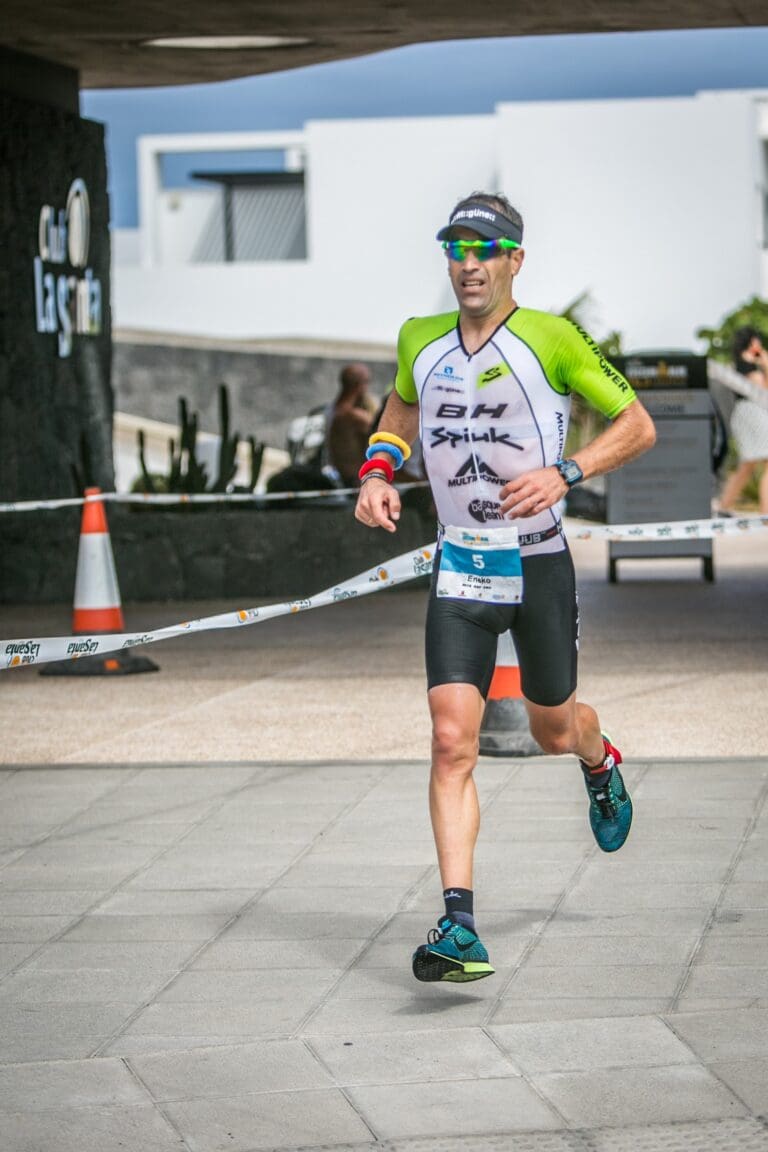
top-left (425, 546), bottom-right (579, 707)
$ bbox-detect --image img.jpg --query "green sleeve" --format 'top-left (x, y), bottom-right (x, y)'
top-left (394, 319), bottom-right (419, 404)
top-left (556, 321), bottom-right (636, 419)
top-left (394, 313), bottom-right (458, 405)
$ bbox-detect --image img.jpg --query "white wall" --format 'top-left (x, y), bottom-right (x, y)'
top-left (115, 115), bottom-right (495, 344)
top-left (496, 91), bottom-right (763, 349)
top-left (158, 188), bottom-right (220, 264)
top-left (113, 93), bottom-right (767, 351)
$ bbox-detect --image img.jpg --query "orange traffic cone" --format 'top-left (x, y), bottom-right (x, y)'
top-left (479, 632), bottom-right (541, 757)
top-left (72, 487), bottom-right (125, 634)
top-left (40, 488), bottom-right (158, 677)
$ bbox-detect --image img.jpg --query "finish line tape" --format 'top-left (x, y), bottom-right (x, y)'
top-left (1, 547), bottom-right (435, 669)
top-left (0, 483), bottom-right (428, 515)
top-left (2, 513), bottom-right (767, 670)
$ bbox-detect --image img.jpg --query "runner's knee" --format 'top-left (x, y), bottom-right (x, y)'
top-left (431, 715), bottom-right (478, 777)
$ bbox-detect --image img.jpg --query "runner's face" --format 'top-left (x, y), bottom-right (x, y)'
top-left (446, 227), bottom-right (524, 319)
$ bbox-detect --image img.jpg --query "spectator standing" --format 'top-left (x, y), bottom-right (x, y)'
top-left (327, 363), bottom-right (379, 487)
top-left (719, 327), bottom-right (768, 514)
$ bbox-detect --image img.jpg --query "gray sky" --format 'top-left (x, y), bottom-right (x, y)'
top-left (82, 27), bottom-right (768, 227)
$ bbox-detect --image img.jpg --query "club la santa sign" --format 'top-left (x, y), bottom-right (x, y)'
top-left (33, 179), bottom-right (102, 359)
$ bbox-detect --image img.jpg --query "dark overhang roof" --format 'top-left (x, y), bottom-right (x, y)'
top-left (2, 0), bottom-right (763, 91)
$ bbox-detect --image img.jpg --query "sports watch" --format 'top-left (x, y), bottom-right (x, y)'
top-left (555, 458), bottom-right (584, 488)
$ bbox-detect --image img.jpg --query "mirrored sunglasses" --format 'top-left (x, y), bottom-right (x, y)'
top-left (442, 239), bottom-right (520, 262)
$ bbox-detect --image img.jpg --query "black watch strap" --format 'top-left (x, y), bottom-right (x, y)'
top-left (556, 458), bottom-right (583, 487)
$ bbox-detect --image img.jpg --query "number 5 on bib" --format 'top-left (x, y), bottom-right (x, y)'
top-left (437, 525), bottom-right (523, 604)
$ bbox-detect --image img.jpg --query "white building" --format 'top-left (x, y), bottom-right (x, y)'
top-left (113, 89), bottom-right (768, 352)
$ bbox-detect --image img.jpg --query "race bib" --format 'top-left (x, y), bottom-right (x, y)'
top-left (437, 525), bottom-right (523, 604)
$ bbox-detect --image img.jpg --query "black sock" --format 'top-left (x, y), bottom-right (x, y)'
top-left (443, 887), bottom-right (475, 932)
top-left (581, 743), bottom-right (611, 788)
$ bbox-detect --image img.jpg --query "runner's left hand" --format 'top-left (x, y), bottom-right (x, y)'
top-left (499, 467), bottom-right (568, 518)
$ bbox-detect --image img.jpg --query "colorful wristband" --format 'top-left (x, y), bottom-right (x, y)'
top-left (365, 442), bottom-right (405, 471)
top-left (358, 457), bottom-right (394, 484)
top-left (369, 431), bottom-right (412, 462)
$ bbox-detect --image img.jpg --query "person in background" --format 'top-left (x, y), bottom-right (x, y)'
top-left (718, 327), bottom-right (768, 515)
top-left (327, 363), bottom-right (379, 487)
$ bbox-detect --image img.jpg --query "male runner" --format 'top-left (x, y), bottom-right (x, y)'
top-left (355, 192), bottom-right (656, 983)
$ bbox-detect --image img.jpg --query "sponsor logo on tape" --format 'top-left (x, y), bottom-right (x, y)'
top-left (332, 588), bottom-right (358, 601)
top-left (66, 639), bottom-right (100, 657)
top-left (289, 599), bottom-right (312, 613)
top-left (412, 550), bottom-right (433, 576)
top-left (121, 633), bottom-right (153, 648)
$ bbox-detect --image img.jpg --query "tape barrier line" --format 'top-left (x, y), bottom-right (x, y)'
top-left (568, 513), bottom-right (768, 542)
top-left (1, 545), bottom-right (436, 670)
top-left (3, 513), bottom-right (767, 670)
top-left (0, 483), bottom-right (428, 515)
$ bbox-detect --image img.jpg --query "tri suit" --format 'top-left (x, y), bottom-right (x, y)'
top-left (394, 306), bottom-right (637, 706)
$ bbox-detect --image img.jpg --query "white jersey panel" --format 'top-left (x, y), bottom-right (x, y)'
top-left (415, 319), bottom-right (571, 556)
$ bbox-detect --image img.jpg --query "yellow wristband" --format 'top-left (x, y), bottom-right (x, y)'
top-left (369, 431), bottom-right (412, 462)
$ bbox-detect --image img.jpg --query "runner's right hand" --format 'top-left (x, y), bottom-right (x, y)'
top-left (355, 478), bottom-right (401, 533)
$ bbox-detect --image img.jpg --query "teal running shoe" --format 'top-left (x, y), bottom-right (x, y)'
top-left (583, 735), bottom-right (633, 853)
top-left (412, 916), bottom-right (495, 983)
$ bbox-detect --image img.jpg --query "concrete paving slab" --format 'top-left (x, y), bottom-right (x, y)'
top-left (0, 887), bottom-right (100, 915)
top-left (0, 915), bottom-right (85, 941)
top-left (0, 943), bottom-right (44, 977)
top-left (122, 842), bottom-right (295, 889)
top-left (61, 913), bottom-right (234, 942)
top-left (710, 1060), bottom-right (768, 1114)
top-left (112, 996), bottom-right (327, 1044)
top-left (721, 883), bottom-right (768, 908)
top-left (524, 933), bottom-right (698, 967)
top-left (0, 1002), bottom-right (140, 1063)
top-left (22, 940), bottom-right (202, 971)
top-left (224, 909), bottom-right (391, 940)
top-left (308, 1027), bottom-right (517, 1086)
top-left (0, 1104), bottom-right (185, 1152)
top-left (695, 934), bottom-right (768, 965)
top-left (544, 910), bottom-right (712, 937)
top-left (0, 841), bottom-right (162, 891)
top-left (190, 938), bottom-right (366, 970)
top-left (153, 967), bottom-right (342, 1004)
top-left (347, 1078), bottom-right (561, 1140)
top-left (0, 1055), bottom-right (146, 1109)
top-left (304, 994), bottom-right (493, 1035)
top-left (559, 882), bottom-right (724, 911)
top-left (95, 889), bottom-right (257, 916)
top-left (0, 968), bottom-right (170, 1005)
top-left (163, 1088), bottom-right (374, 1151)
top-left (489, 1016), bottom-right (697, 1074)
top-left (668, 1008), bottom-right (768, 1061)
top-left (490, 997), bottom-right (673, 1024)
top-left (531, 1064), bottom-right (748, 1128)
top-left (682, 964), bottom-right (768, 999)
top-left (130, 1038), bottom-right (334, 1100)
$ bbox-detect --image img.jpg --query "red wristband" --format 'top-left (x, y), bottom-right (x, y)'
top-left (358, 457), bottom-right (394, 484)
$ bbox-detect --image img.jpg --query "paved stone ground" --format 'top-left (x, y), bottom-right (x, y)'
top-left (0, 756), bottom-right (767, 1150)
top-left (0, 527), bottom-right (767, 1150)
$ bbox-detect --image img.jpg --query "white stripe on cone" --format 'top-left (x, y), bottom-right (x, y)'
top-left (73, 533), bottom-right (122, 611)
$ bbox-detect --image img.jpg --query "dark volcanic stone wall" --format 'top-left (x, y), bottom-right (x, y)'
top-left (113, 341), bottom-right (396, 451)
top-left (0, 93), bottom-right (112, 504)
top-left (0, 503), bottom-right (434, 603)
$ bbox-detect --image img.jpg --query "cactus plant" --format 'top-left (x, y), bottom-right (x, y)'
top-left (212, 383), bottom-right (239, 492)
top-left (133, 383), bottom-right (264, 498)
